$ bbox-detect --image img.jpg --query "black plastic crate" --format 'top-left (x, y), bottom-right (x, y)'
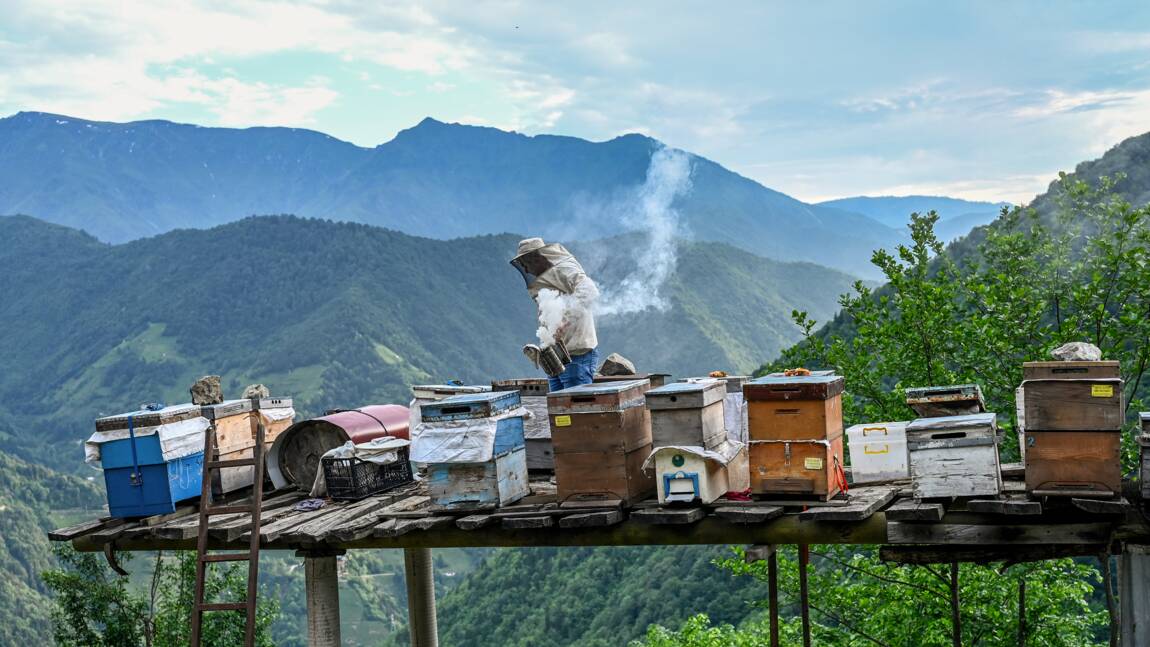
top-left (321, 447), bottom-right (413, 501)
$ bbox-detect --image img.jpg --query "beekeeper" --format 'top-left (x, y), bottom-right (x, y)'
top-left (510, 238), bottom-right (600, 391)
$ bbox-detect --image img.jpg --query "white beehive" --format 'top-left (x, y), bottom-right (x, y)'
top-left (645, 442), bottom-right (749, 504)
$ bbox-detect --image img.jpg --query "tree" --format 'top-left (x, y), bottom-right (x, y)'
top-left (42, 546), bottom-right (279, 646)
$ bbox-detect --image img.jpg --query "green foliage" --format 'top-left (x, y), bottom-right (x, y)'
top-left (771, 179), bottom-right (1150, 467)
top-left (42, 548), bottom-right (278, 647)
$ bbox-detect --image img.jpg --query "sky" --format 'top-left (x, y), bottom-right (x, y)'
top-left (1, 1), bottom-right (1149, 204)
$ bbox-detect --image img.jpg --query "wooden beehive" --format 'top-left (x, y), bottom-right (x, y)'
top-left (1021, 378), bottom-right (1124, 431)
top-left (645, 380), bottom-right (727, 449)
top-left (905, 384), bottom-right (985, 418)
top-left (748, 436), bottom-right (844, 498)
top-left (649, 444), bottom-right (749, 504)
top-left (421, 391), bottom-right (528, 511)
top-left (744, 374), bottom-right (845, 441)
top-left (549, 380), bottom-right (654, 504)
top-left (95, 403), bottom-right (202, 432)
top-left (492, 379), bottom-right (553, 470)
top-left (1022, 360), bottom-right (1120, 380)
top-left (907, 413), bottom-right (1001, 498)
top-left (1024, 431), bottom-right (1121, 497)
top-left (202, 398), bottom-right (294, 495)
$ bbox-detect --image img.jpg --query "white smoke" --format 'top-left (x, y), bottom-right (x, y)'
top-left (595, 146), bottom-right (693, 316)
top-left (535, 288), bottom-right (573, 347)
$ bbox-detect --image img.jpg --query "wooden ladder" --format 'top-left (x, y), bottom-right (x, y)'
top-left (191, 398), bottom-right (267, 647)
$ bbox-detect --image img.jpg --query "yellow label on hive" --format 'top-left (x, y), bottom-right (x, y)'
top-left (804, 457), bottom-right (823, 470)
top-left (1091, 384), bottom-right (1114, 398)
top-left (554, 415), bottom-right (572, 427)
top-left (864, 445), bottom-right (890, 455)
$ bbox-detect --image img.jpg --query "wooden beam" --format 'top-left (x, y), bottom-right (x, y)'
top-left (879, 543), bottom-right (1109, 565)
top-left (304, 554), bottom-right (341, 647)
top-left (558, 510), bottom-right (623, 529)
top-left (714, 506), bottom-right (784, 524)
top-left (404, 548), bottom-right (439, 647)
top-left (798, 487), bottom-right (897, 522)
top-left (631, 507), bottom-right (706, 525)
top-left (888, 522), bottom-right (1112, 545)
top-left (1120, 544), bottom-right (1150, 647)
top-left (885, 499), bottom-right (946, 522)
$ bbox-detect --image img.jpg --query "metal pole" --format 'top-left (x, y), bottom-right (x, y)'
top-left (950, 561), bottom-right (961, 647)
top-left (1120, 544), bottom-right (1150, 646)
top-left (1017, 577), bottom-right (1026, 647)
top-left (304, 554), bottom-right (341, 647)
top-left (799, 544), bottom-right (811, 647)
top-left (768, 550), bottom-right (780, 647)
top-left (404, 547), bottom-right (439, 647)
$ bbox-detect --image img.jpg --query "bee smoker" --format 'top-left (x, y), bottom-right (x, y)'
top-left (538, 340), bottom-right (572, 377)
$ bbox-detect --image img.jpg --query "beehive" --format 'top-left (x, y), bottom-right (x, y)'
top-left (201, 398), bottom-right (294, 496)
top-left (744, 374), bottom-right (845, 441)
top-left (1025, 431), bottom-right (1121, 497)
top-left (419, 391), bottom-right (528, 511)
top-left (905, 384), bottom-right (985, 418)
top-left (647, 443), bottom-right (749, 504)
top-left (907, 413), bottom-right (1001, 498)
top-left (748, 437), bottom-right (845, 497)
top-left (645, 380), bottom-right (727, 449)
top-left (549, 379), bottom-right (655, 504)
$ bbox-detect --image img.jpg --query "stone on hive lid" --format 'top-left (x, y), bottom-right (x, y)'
top-left (599, 353), bottom-right (637, 376)
top-left (190, 375), bottom-right (223, 405)
top-left (1051, 342), bottom-right (1102, 362)
top-left (242, 383), bottom-right (270, 399)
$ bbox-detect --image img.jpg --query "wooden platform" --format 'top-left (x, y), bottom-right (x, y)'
top-left (51, 467), bottom-right (1150, 559)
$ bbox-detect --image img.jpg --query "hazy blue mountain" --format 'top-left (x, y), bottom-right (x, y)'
top-left (0, 111), bottom-right (901, 278)
top-left (818, 195), bottom-right (1011, 242)
top-left (0, 214), bottom-right (856, 470)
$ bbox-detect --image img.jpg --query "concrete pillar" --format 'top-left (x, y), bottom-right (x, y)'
top-left (1120, 544), bottom-right (1150, 646)
top-left (404, 547), bottom-right (439, 647)
top-left (303, 553), bottom-right (342, 647)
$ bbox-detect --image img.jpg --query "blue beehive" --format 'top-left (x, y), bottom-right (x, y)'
top-left (418, 390), bottom-right (528, 510)
top-left (92, 405), bottom-right (206, 518)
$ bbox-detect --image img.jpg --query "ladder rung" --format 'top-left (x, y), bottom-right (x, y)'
top-left (198, 602), bottom-right (249, 612)
top-left (202, 504), bottom-right (255, 516)
top-left (201, 552), bottom-right (252, 563)
top-left (207, 458), bottom-right (256, 469)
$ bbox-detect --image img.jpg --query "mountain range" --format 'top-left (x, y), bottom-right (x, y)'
top-left (818, 195), bottom-right (1011, 242)
top-left (0, 111), bottom-right (911, 279)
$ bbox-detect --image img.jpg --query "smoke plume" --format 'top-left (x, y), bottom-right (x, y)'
top-left (595, 146), bottom-right (693, 316)
top-left (535, 288), bottom-right (573, 347)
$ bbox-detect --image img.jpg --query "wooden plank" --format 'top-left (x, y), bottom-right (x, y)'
top-left (325, 492), bottom-right (429, 542)
top-left (1000, 462), bottom-right (1025, 479)
top-left (714, 506), bottom-right (785, 524)
top-left (456, 515), bottom-right (496, 530)
top-left (207, 503), bottom-right (301, 542)
top-left (244, 501), bottom-right (354, 543)
top-left (967, 496), bottom-right (1042, 516)
top-left (885, 499), bottom-right (946, 522)
top-left (374, 516), bottom-right (454, 538)
top-left (50, 517), bottom-right (120, 542)
top-left (280, 497), bottom-right (395, 543)
top-left (880, 543), bottom-right (1109, 565)
top-left (502, 515), bottom-right (554, 529)
top-left (1072, 497), bottom-right (1129, 516)
top-left (558, 509), bottom-right (623, 528)
top-left (559, 499), bottom-right (624, 511)
top-left (798, 486), bottom-right (897, 522)
top-left (887, 522), bottom-right (1113, 545)
top-left (631, 507), bottom-right (706, 525)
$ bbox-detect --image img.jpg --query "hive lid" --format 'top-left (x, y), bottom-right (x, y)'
top-left (411, 384), bottom-right (490, 399)
top-left (744, 374), bottom-right (844, 400)
top-left (421, 390), bottom-right (521, 421)
top-left (201, 397), bottom-right (293, 420)
top-left (646, 380), bottom-right (726, 409)
top-left (550, 379), bottom-right (650, 397)
top-left (1022, 360), bottom-right (1120, 380)
top-left (845, 422), bottom-right (909, 441)
top-left (907, 412), bottom-right (998, 434)
top-left (95, 403), bottom-right (202, 431)
top-left (491, 378), bottom-right (551, 395)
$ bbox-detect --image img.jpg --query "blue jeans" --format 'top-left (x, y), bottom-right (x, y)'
top-left (549, 348), bottom-right (599, 392)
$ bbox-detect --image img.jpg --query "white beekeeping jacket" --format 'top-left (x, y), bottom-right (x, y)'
top-left (528, 244), bottom-right (599, 355)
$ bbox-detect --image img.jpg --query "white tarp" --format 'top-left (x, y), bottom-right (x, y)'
top-left (723, 392), bottom-right (747, 444)
top-left (310, 436), bottom-right (411, 497)
top-left (410, 406), bottom-right (530, 464)
top-left (260, 407), bottom-right (296, 423)
top-left (642, 441), bottom-right (745, 472)
top-left (521, 396), bottom-right (551, 440)
top-left (84, 416), bottom-right (211, 467)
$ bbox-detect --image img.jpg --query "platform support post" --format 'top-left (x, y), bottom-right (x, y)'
top-left (301, 550), bottom-right (342, 647)
top-left (404, 547), bottom-right (439, 647)
top-left (799, 544), bottom-right (811, 647)
top-left (1120, 544), bottom-right (1150, 646)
